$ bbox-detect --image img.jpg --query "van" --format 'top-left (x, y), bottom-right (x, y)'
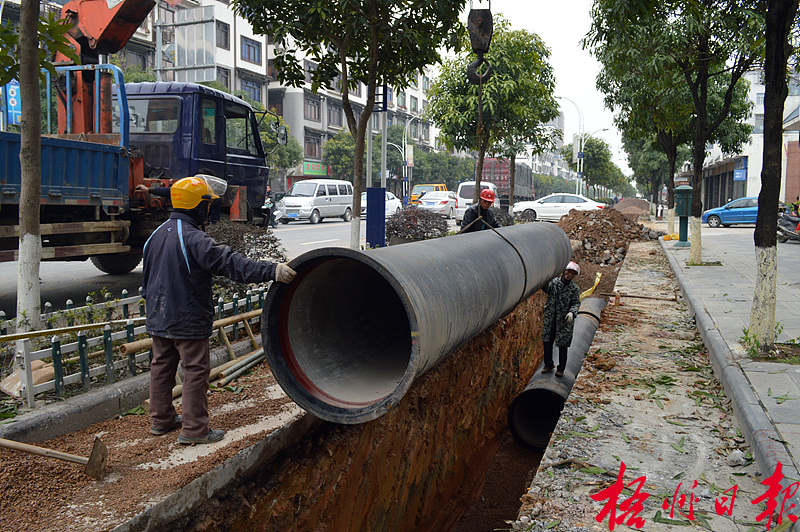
top-left (279, 179), bottom-right (354, 224)
top-left (410, 183), bottom-right (448, 205)
top-left (454, 181), bottom-right (499, 225)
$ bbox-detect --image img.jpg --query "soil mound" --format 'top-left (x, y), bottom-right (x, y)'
top-left (557, 208), bottom-right (662, 267)
top-left (555, 208), bottom-right (663, 297)
top-left (612, 197), bottom-right (650, 220)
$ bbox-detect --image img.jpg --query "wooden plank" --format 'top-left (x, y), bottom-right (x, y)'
top-left (0, 220), bottom-right (130, 238)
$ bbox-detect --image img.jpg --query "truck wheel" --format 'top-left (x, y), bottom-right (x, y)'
top-left (309, 210), bottom-right (321, 224)
top-left (90, 252), bottom-right (143, 275)
top-left (342, 208), bottom-right (352, 222)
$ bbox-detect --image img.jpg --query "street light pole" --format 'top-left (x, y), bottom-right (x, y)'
top-left (402, 117), bottom-right (419, 204)
top-left (556, 96), bottom-right (584, 194)
top-left (581, 127), bottom-right (609, 197)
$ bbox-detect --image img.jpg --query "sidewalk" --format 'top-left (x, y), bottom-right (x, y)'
top-left (656, 218), bottom-right (800, 502)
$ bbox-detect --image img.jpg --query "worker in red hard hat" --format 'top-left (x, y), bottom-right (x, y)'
top-left (461, 188), bottom-right (500, 233)
top-left (540, 261), bottom-right (581, 378)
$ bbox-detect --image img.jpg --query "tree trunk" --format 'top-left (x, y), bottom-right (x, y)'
top-left (16, 0), bottom-right (42, 332)
top-left (473, 133), bottom-right (490, 203)
top-left (749, 0), bottom-right (798, 351)
top-left (508, 154), bottom-right (516, 210)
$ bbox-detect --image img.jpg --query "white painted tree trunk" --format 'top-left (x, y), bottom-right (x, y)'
top-left (16, 234), bottom-right (41, 331)
top-left (350, 215), bottom-right (361, 249)
top-left (17, 0), bottom-right (42, 332)
top-left (749, 246), bottom-right (778, 350)
top-left (688, 217), bottom-right (702, 265)
top-left (667, 208), bottom-right (675, 235)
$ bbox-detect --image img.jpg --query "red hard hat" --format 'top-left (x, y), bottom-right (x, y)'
top-left (480, 189), bottom-right (495, 202)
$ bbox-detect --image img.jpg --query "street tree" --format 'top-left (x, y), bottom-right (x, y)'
top-left (749, 0), bottom-right (799, 350)
top-left (589, 0), bottom-right (796, 353)
top-left (413, 151), bottom-right (475, 191)
top-left (233, 0), bottom-right (465, 249)
top-left (3, 8), bottom-right (77, 330)
top-left (323, 129), bottom-right (357, 181)
top-left (426, 17), bottom-right (559, 204)
top-left (594, 39), bottom-right (752, 233)
top-left (587, 0), bottom-right (762, 266)
top-left (559, 136), bottom-right (617, 191)
top-left (533, 174), bottom-right (572, 197)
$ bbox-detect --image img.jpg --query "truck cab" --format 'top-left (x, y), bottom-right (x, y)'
top-left (119, 82), bottom-right (268, 219)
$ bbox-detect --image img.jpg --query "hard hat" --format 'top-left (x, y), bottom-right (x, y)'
top-left (480, 189), bottom-right (495, 202)
top-left (566, 261), bottom-right (580, 275)
top-left (170, 175), bottom-right (228, 210)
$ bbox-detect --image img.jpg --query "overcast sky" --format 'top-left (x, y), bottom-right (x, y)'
top-left (461, 0), bottom-right (632, 175)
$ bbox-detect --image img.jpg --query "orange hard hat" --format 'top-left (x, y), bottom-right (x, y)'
top-left (480, 189), bottom-right (495, 202)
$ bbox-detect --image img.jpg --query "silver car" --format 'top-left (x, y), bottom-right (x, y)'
top-left (417, 190), bottom-right (458, 219)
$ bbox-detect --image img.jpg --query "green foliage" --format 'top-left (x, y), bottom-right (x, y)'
top-left (0, 11), bottom-right (78, 86)
top-left (559, 136), bottom-right (628, 192)
top-left (586, 0), bottom-right (763, 218)
top-left (427, 18), bottom-right (559, 169)
top-left (533, 173), bottom-right (573, 197)
top-left (412, 151), bottom-right (475, 191)
top-left (323, 129), bottom-right (357, 181)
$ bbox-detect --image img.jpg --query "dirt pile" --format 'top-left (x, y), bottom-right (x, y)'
top-left (554, 208), bottom-right (662, 297)
top-left (612, 197), bottom-right (651, 220)
top-left (558, 208), bottom-right (663, 267)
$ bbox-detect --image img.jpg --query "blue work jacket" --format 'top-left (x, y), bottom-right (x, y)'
top-left (142, 212), bottom-right (276, 339)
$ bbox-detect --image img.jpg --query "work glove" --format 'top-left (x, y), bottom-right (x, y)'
top-left (275, 262), bottom-right (297, 284)
top-left (565, 312), bottom-right (574, 324)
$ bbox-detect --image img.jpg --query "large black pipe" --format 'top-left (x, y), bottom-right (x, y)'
top-left (508, 297), bottom-right (606, 450)
top-left (261, 223), bottom-right (572, 424)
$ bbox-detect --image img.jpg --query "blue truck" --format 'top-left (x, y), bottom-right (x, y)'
top-left (0, 64), bottom-right (270, 274)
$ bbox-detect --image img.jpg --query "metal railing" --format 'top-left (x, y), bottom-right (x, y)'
top-left (4, 286), bottom-right (269, 408)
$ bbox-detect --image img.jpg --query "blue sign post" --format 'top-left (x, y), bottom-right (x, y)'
top-left (4, 80), bottom-right (21, 126)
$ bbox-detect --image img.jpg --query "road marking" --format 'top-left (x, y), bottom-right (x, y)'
top-left (301, 239), bottom-right (341, 246)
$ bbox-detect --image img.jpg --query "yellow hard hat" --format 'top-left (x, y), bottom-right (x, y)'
top-left (170, 175), bottom-right (228, 210)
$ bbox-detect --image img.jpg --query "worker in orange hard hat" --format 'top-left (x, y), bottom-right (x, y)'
top-left (540, 261), bottom-right (581, 378)
top-left (142, 175), bottom-right (297, 445)
top-left (461, 188), bottom-right (500, 233)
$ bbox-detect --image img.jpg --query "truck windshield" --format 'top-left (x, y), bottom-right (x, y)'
top-left (121, 98), bottom-right (180, 133)
top-left (287, 182), bottom-right (317, 197)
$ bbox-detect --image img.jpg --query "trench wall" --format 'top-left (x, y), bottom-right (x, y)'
top-left (164, 292), bottom-right (546, 531)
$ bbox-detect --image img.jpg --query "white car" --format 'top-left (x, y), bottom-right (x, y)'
top-left (512, 193), bottom-right (605, 222)
top-left (360, 191), bottom-right (403, 218)
top-left (417, 190), bottom-right (458, 218)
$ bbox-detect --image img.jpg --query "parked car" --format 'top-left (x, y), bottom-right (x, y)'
top-left (361, 190), bottom-right (403, 218)
top-left (410, 183), bottom-right (447, 205)
top-left (454, 181), bottom-right (500, 225)
top-left (701, 197), bottom-right (759, 227)
top-left (417, 190), bottom-right (459, 218)
top-left (511, 193), bottom-right (604, 222)
top-left (279, 179), bottom-right (353, 224)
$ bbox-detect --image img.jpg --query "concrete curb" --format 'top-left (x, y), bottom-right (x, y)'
top-left (659, 237), bottom-right (800, 526)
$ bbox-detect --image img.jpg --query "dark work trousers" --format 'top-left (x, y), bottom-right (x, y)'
top-left (150, 336), bottom-right (211, 438)
top-left (543, 339), bottom-right (568, 372)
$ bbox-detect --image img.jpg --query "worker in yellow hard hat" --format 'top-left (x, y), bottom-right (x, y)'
top-left (142, 175), bottom-right (297, 445)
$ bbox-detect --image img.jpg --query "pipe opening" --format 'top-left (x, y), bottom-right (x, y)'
top-left (279, 257), bottom-right (412, 408)
top-left (509, 389), bottom-right (565, 450)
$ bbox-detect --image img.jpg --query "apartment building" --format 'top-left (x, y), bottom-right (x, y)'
top-left (1, 0), bottom-right (440, 192)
